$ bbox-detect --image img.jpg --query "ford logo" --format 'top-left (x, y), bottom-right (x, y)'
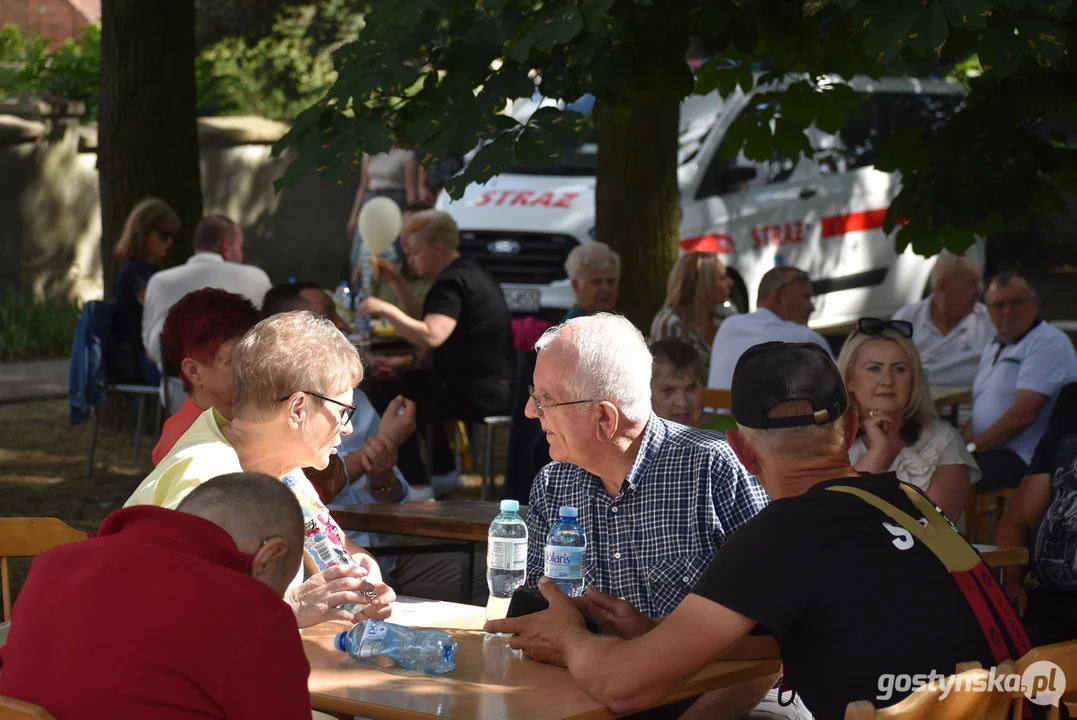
top-left (488, 239), bottom-right (522, 256)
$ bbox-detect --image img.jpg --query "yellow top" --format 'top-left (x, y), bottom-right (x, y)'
top-left (124, 408), bottom-right (242, 510)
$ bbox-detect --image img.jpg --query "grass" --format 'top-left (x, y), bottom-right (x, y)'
top-left (0, 291), bottom-right (81, 362)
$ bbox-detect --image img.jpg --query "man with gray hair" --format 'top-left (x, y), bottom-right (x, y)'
top-left (562, 241), bottom-right (620, 322)
top-left (891, 251), bottom-right (994, 387)
top-left (489, 342), bottom-right (1032, 720)
top-left (517, 313), bottom-right (782, 717)
top-left (708, 265), bottom-right (830, 390)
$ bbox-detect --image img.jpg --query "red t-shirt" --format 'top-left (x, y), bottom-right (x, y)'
top-left (0, 506), bottom-right (312, 720)
top-left (152, 396), bottom-right (204, 464)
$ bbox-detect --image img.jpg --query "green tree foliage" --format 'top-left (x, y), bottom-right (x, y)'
top-left (275, 0), bottom-right (1077, 260)
top-left (0, 23), bottom-right (101, 119)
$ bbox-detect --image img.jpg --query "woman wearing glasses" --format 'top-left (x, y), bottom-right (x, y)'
top-left (110, 197), bottom-right (179, 385)
top-left (837, 318), bottom-right (980, 523)
top-left (125, 311), bottom-right (398, 627)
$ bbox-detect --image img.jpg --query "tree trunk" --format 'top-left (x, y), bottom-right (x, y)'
top-left (98, 0), bottom-right (202, 294)
top-left (595, 85), bottom-right (681, 332)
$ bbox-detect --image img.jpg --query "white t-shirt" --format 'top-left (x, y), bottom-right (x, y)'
top-left (141, 253), bottom-right (272, 365)
top-left (971, 320), bottom-right (1077, 463)
top-left (891, 297), bottom-right (995, 387)
top-left (707, 308), bottom-right (832, 389)
top-left (849, 420), bottom-right (981, 492)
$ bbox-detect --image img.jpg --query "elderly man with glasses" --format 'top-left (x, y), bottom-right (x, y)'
top-left (964, 271), bottom-right (1077, 492)
top-left (519, 314), bottom-right (790, 719)
top-left (707, 265), bottom-right (831, 390)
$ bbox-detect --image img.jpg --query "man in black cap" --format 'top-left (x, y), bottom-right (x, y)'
top-left (487, 342), bottom-right (1034, 720)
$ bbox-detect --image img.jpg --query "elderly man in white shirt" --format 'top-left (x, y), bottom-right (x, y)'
top-left (707, 266), bottom-right (831, 389)
top-left (142, 215), bottom-right (272, 409)
top-left (965, 271), bottom-right (1077, 492)
top-left (891, 251), bottom-right (995, 387)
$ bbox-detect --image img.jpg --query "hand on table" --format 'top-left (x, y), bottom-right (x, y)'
top-left (483, 577), bottom-right (588, 666)
top-left (576, 587), bottom-right (656, 640)
top-left (285, 564), bottom-right (394, 627)
top-left (378, 395), bottom-right (417, 445)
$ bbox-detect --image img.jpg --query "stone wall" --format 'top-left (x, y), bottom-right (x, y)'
top-left (0, 103), bottom-right (359, 302)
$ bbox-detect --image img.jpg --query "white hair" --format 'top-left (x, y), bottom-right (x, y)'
top-left (564, 242), bottom-right (621, 281)
top-left (535, 313), bottom-right (652, 422)
top-left (930, 250), bottom-right (980, 288)
top-left (737, 400), bottom-right (846, 458)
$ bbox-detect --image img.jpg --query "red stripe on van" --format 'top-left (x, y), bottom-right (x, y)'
top-left (679, 233), bottom-right (735, 255)
top-left (821, 208), bottom-right (889, 239)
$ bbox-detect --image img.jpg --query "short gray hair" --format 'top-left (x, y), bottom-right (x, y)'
top-left (930, 250), bottom-right (980, 287)
top-left (535, 313), bottom-right (652, 422)
top-left (565, 242), bottom-right (621, 281)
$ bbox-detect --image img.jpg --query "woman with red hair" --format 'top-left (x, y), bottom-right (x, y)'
top-left (151, 288), bottom-right (261, 464)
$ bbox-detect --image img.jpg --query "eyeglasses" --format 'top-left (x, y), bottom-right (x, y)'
top-left (276, 391), bottom-right (357, 425)
top-left (775, 270), bottom-right (810, 294)
top-left (528, 385), bottom-right (597, 418)
top-left (855, 317), bottom-right (914, 339)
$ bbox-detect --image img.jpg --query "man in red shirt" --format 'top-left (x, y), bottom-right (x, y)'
top-left (0, 472), bottom-right (313, 719)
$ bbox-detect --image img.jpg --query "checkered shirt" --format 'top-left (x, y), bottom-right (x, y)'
top-left (526, 414), bottom-right (771, 618)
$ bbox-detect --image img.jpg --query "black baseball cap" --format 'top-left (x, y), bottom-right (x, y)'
top-left (730, 341), bottom-right (847, 429)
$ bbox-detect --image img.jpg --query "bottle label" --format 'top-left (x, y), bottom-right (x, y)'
top-left (488, 538), bottom-right (527, 571)
top-left (356, 620), bottom-right (389, 659)
top-left (544, 545), bottom-right (584, 580)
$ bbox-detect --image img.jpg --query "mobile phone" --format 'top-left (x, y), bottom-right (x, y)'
top-left (506, 586), bottom-right (603, 634)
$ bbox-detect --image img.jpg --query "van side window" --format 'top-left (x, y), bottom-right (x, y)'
top-left (818, 92), bottom-right (964, 174)
top-left (697, 103), bottom-right (798, 199)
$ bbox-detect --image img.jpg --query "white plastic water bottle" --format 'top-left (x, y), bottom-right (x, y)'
top-left (544, 506), bottom-right (586, 597)
top-left (333, 281), bottom-right (354, 330)
top-left (486, 499), bottom-right (527, 621)
top-left (335, 619), bottom-right (457, 674)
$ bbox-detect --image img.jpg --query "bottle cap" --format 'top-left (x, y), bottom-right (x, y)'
top-left (559, 506), bottom-right (578, 519)
top-left (500, 499), bottom-right (520, 512)
top-left (334, 631), bottom-right (348, 652)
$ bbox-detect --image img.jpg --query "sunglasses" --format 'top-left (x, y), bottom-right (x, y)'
top-left (855, 317), bottom-right (913, 339)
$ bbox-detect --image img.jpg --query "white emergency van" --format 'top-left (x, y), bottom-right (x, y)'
top-left (437, 75), bottom-right (982, 331)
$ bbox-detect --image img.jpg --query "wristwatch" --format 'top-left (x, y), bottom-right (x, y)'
top-left (966, 441), bottom-right (977, 454)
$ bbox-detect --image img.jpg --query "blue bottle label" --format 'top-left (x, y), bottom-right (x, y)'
top-left (544, 545), bottom-right (584, 580)
top-left (356, 620), bottom-right (389, 659)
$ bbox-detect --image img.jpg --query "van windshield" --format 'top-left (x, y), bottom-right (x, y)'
top-left (505, 93), bottom-right (724, 176)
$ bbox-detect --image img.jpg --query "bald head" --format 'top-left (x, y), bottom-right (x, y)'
top-left (757, 266), bottom-right (814, 324)
top-left (930, 251), bottom-right (983, 329)
top-left (177, 472), bottom-right (304, 596)
top-left (931, 251), bottom-right (980, 289)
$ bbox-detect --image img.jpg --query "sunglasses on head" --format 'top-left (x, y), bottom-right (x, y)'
top-left (855, 317), bottom-right (913, 339)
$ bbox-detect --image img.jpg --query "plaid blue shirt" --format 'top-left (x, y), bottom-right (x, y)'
top-left (526, 414), bottom-right (770, 618)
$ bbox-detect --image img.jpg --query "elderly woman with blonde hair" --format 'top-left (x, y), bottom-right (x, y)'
top-left (562, 241), bottom-right (620, 322)
top-left (650, 251), bottom-right (734, 365)
top-left (125, 310), bottom-right (397, 627)
top-left (837, 318), bottom-right (980, 522)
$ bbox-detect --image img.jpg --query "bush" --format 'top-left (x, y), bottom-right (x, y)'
top-left (0, 23), bottom-right (100, 120)
top-left (0, 291), bottom-right (81, 362)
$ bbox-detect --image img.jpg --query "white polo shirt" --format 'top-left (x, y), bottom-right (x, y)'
top-left (141, 252), bottom-right (272, 364)
top-left (707, 308), bottom-right (833, 389)
top-left (971, 319), bottom-right (1077, 464)
top-left (892, 297), bottom-right (996, 387)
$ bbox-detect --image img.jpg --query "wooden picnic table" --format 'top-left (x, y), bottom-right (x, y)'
top-left (930, 385), bottom-right (973, 426)
top-left (304, 597), bottom-right (781, 720)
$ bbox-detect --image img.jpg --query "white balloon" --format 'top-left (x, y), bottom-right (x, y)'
top-left (358, 197), bottom-right (403, 256)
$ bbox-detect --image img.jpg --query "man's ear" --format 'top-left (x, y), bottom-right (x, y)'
top-left (841, 409), bottom-right (859, 450)
top-left (595, 401), bottom-right (619, 442)
top-left (180, 358), bottom-right (201, 389)
top-left (726, 429), bottom-right (762, 477)
top-left (250, 538), bottom-right (293, 590)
